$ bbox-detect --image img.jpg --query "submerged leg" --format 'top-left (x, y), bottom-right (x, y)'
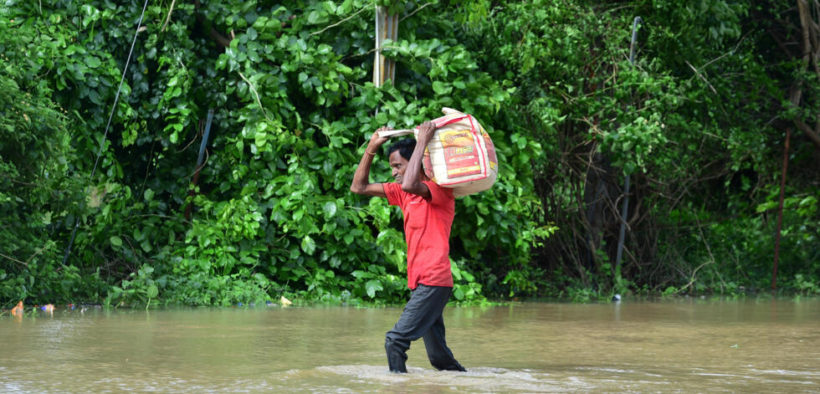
top-left (384, 285), bottom-right (452, 373)
top-left (423, 314), bottom-right (466, 371)
top-left (384, 336), bottom-right (410, 373)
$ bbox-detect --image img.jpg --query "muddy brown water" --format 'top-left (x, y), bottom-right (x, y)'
top-left (1, 298), bottom-right (818, 392)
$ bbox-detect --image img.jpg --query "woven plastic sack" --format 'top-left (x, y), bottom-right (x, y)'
top-left (378, 108), bottom-right (498, 197)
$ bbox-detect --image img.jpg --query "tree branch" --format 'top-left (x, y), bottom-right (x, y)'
top-left (0, 252), bottom-right (27, 267)
top-left (161, 0), bottom-right (177, 32)
top-left (400, 2), bottom-right (435, 22)
top-left (237, 69), bottom-right (273, 122)
top-left (194, 0), bottom-right (232, 48)
top-left (790, 0), bottom-right (820, 150)
top-left (686, 60), bottom-right (718, 95)
top-left (310, 6), bottom-right (369, 37)
top-left (794, 119), bottom-right (820, 148)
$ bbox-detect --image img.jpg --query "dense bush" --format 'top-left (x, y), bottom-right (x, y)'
top-left (1, 0), bottom-right (817, 307)
top-left (459, 0), bottom-right (818, 299)
top-left (1, 0), bottom-right (544, 306)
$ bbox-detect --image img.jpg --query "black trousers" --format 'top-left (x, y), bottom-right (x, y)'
top-left (384, 284), bottom-right (466, 373)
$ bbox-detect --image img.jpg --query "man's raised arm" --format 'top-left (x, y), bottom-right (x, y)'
top-left (350, 128), bottom-right (389, 197)
top-left (401, 121), bottom-right (435, 200)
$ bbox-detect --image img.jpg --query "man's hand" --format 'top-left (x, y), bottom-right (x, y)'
top-left (368, 126), bottom-right (391, 153)
top-left (350, 126), bottom-right (392, 198)
top-left (416, 121), bottom-right (436, 144)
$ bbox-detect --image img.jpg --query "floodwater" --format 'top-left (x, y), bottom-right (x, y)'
top-left (1, 298), bottom-right (819, 392)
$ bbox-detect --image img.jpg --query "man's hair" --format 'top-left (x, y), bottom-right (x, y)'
top-left (387, 139), bottom-right (416, 160)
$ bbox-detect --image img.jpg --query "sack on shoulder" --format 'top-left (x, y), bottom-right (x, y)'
top-left (378, 108), bottom-right (498, 197)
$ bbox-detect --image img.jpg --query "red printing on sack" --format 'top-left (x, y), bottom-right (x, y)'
top-left (440, 129), bottom-right (481, 178)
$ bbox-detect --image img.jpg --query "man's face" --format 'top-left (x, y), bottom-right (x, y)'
top-left (388, 151), bottom-right (409, 183)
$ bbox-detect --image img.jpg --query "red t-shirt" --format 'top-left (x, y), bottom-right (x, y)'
top-left (383, 181), bottom-right (455, 289)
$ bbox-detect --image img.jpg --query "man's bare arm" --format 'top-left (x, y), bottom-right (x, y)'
top-left (401, 121), bottom-right (434, 200)
top-left (350, 128), bottom-right (390, 197)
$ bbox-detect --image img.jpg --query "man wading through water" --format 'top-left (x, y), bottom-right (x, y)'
top-left (350, 121), bottom-right (467, 373)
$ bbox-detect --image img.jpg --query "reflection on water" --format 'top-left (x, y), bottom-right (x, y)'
top-left (2, 299), bottom-right (819, 392)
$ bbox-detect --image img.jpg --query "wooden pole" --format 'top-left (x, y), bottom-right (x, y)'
top-left (373, 7), bottom-right (398, 87)
top-left (373, 5), bottom-right (382, 86)
top-left (772, 128), bottom-right (791, 291)
top-left (615, 17), bottom-right (642, 281)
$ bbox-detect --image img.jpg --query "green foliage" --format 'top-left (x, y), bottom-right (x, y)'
top-left (0, 0), bottom-right (549, 306)
top-left (2, 0), bottom-right (816, 306)
top-left (451, 259), bottom-right (485, 303)
top-left (0, 8), bottom-right (100, 303)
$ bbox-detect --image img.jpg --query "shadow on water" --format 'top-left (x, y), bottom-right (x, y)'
top-left (1, 298), bottom-right (819, 392)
